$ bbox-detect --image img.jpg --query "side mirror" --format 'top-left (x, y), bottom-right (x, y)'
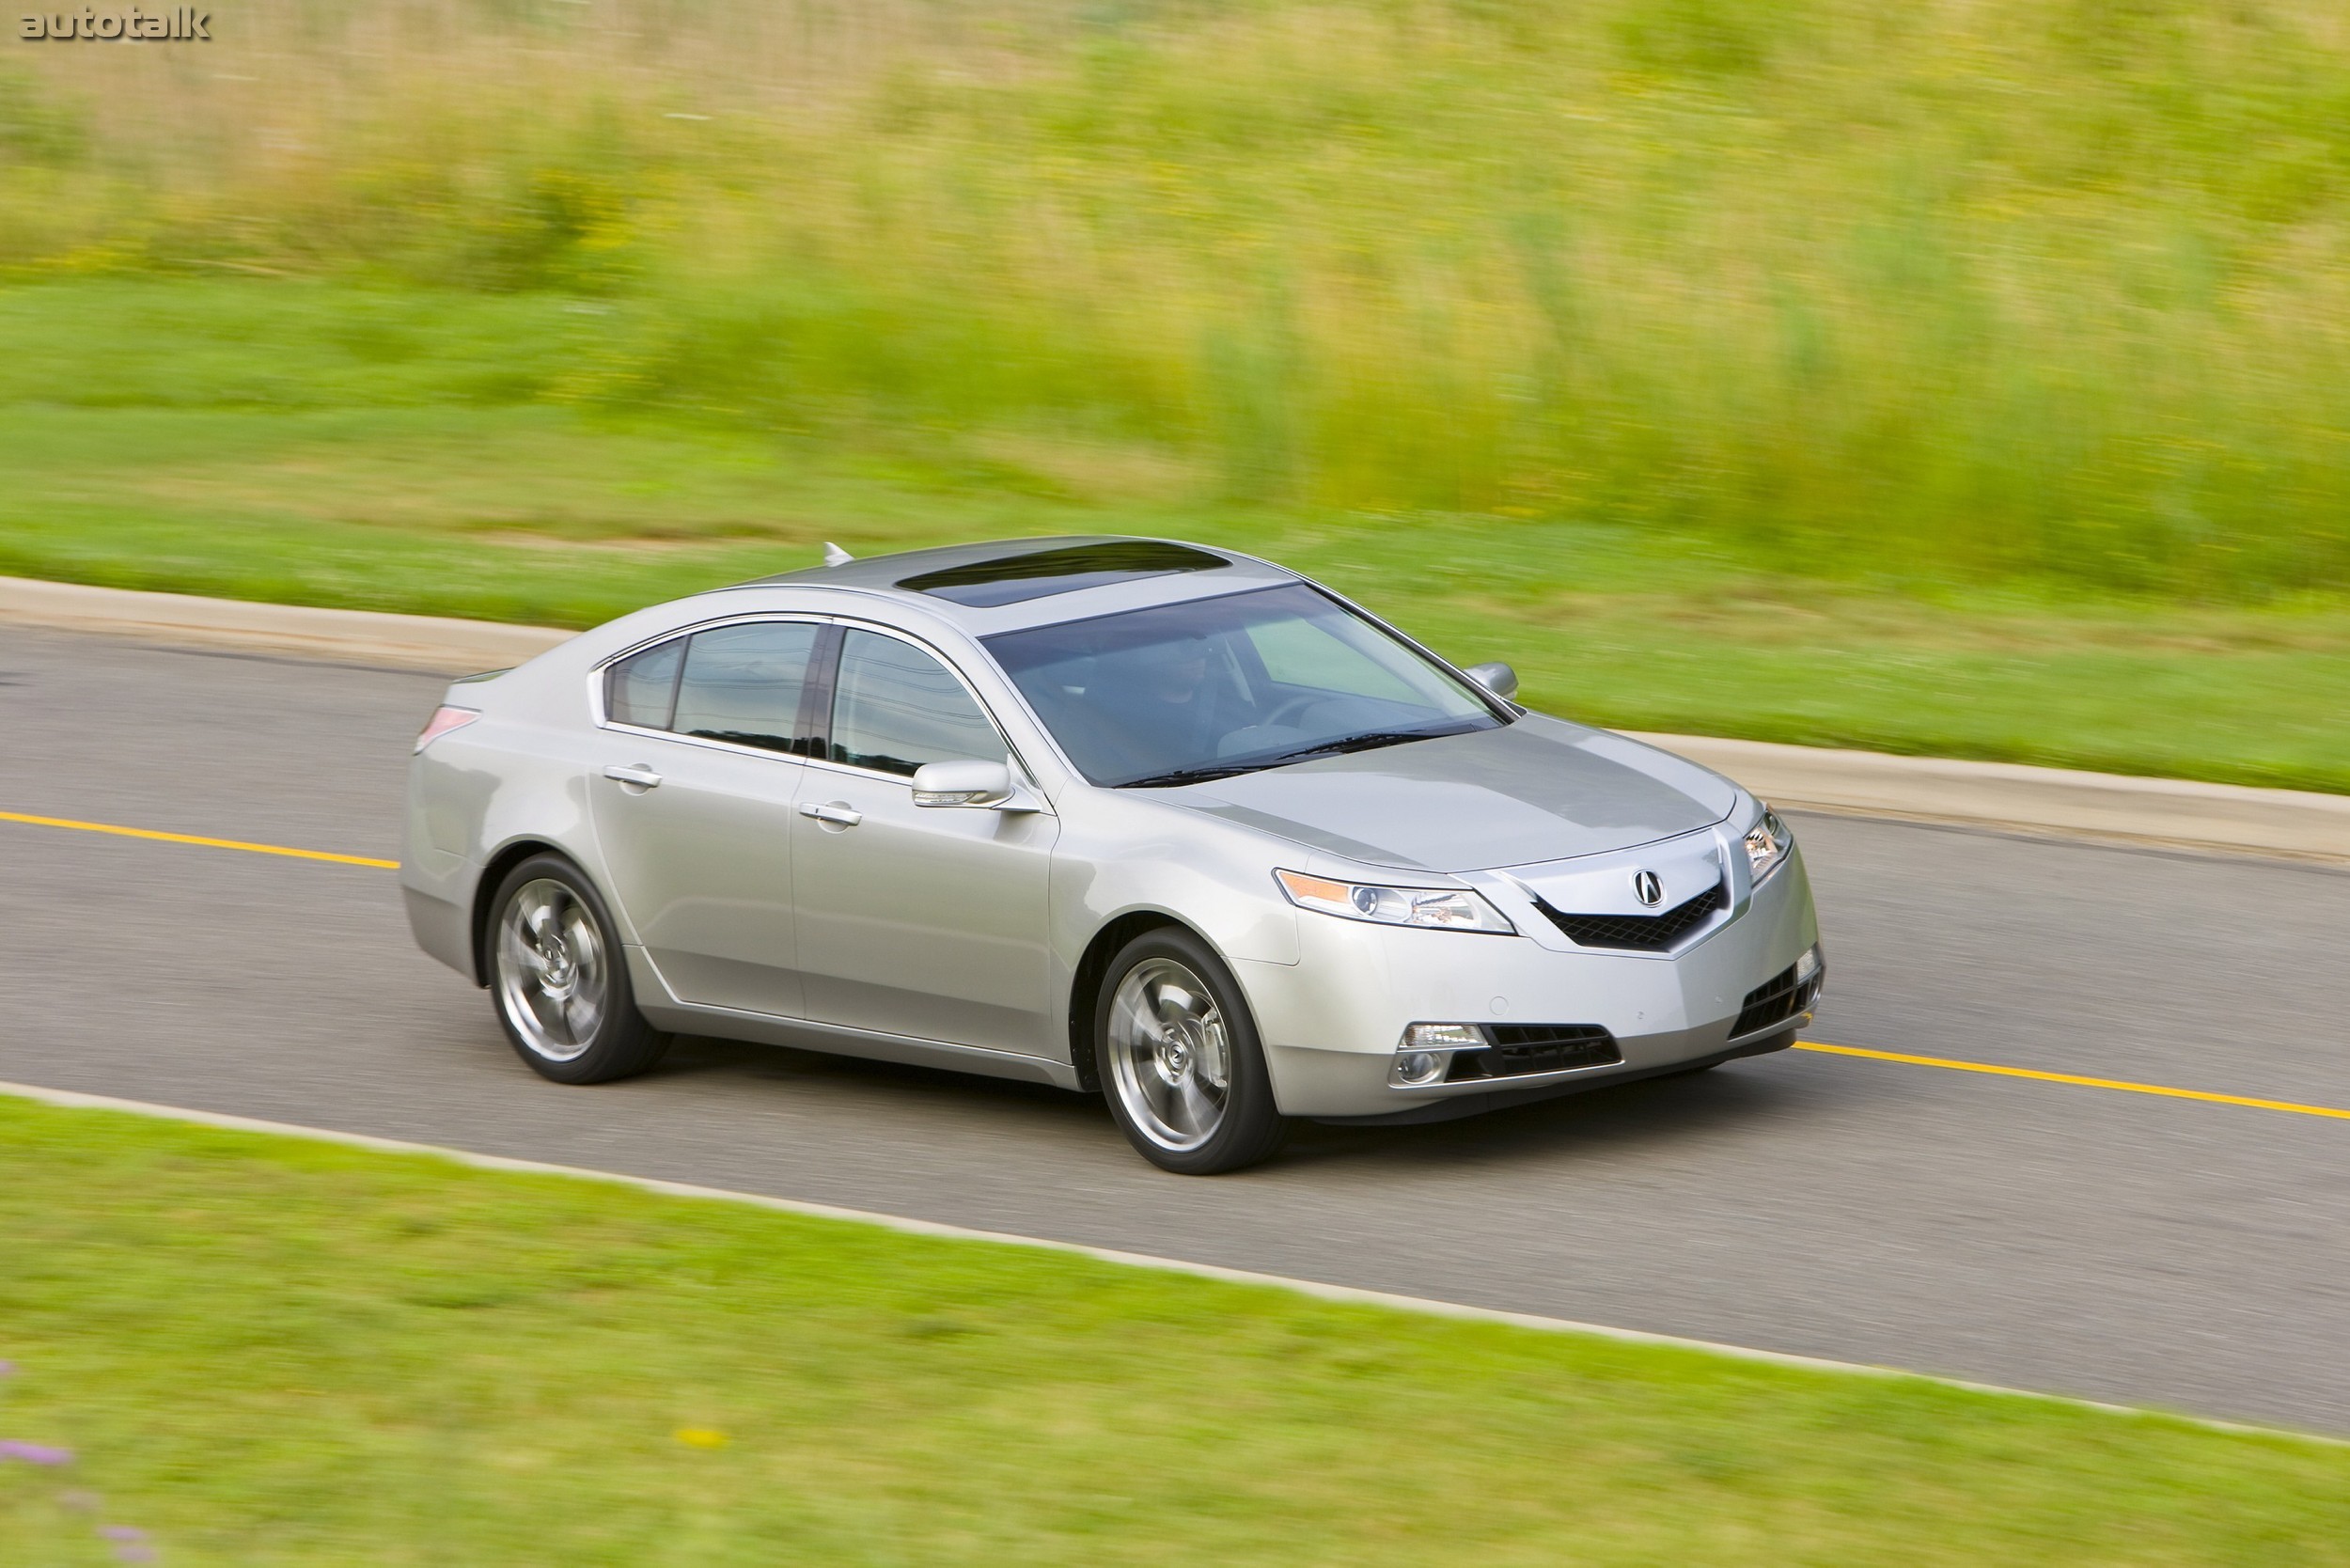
top-left (911, 759), bottom-right (1016, 808)
top-left (1464, 661), bottom-right (1519, 700)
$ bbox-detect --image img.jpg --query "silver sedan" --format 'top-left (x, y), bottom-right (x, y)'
top-left (401, 537), bottom-right (1823, 1173)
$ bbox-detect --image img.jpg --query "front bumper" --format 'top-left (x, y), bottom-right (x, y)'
top-left (1307, 1027), bottom-right (1802, 1127)
top-left (1238, 845), bottom-right (1821, 1120)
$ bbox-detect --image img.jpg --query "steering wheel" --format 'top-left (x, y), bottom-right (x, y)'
top-left (1259, 694), bottom-right (1328, 729)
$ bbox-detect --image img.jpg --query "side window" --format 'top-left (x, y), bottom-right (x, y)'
top-left (605, 637), bottom-right (685, 729)
top-left (829, 629), bottom-right (1005, 777)
top-left (669, 622), bottom-right (821, 756)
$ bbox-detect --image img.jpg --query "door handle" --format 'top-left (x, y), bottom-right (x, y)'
top-left (798, 801), bottom-right (863, 827)
top-left (603, 763), bottom-right (663, 791)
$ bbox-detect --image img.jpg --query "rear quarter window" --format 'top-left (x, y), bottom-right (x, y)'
top-left (605, 638), bottom-right (684, 729)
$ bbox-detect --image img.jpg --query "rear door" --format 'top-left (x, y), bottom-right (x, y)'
top-left (589, 619), bottom-right (822, 1018)
top-left (789, 626), bottom-right (1060, 1055)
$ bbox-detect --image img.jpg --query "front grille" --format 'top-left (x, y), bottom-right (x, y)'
top-left (1538, 881), bottom-right (1726, 952)
top-left (1445, 1025), bottom-right (1622, 1082)
top-left (1731, 960), bottom-right (1824, 1038)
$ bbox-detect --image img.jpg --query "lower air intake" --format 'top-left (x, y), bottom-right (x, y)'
top-left (1445, 1025), bottom-right (1622, 1082)
top-left (1732, 960), bottom-right (1824, 1038)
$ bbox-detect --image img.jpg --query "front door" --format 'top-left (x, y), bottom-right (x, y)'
top-left (590, 619), bottom-right (822, 1018)
top-left (790, 627), bottom-right (1059, 1055)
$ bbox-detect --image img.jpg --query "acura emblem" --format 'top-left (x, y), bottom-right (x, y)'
top-left (1632, 870), bottom-right (1663, 907)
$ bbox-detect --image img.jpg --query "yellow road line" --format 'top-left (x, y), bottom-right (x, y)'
top-left (1796, 1041), bottom-right (2350, 1122)
top-left (6, 806), bottom-right (2346, 1121)
top-left (0, 809), bottom-right (400, 870)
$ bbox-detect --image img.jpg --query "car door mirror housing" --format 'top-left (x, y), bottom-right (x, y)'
top-left (1463, 661), bottom-right (1519, 699)
top-left (912, 759), bottom-right (1016, 808)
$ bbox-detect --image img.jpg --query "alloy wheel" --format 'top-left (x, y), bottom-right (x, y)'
top-left (494, 877), bottom-right (609, 1062)
top-left (1105, 957), bottom-right (1232, 1152)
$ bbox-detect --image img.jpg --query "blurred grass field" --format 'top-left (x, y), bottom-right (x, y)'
top-left (7, 279), bottom-right (2350, 792)
top-left (5, 1), bottom-right (2350, 785)
top-left (4, 1093), bottom-right (2347, 1565)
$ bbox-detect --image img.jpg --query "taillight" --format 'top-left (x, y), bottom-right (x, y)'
top-left (415, 706), bottom-right (480, 754)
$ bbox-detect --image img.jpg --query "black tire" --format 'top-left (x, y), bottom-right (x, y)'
top-left (1093, 927), bottom-right (1289, 1175)
top-left (486, 853), bottom-right (669, 1085)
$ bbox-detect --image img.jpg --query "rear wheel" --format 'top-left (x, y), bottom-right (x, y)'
top-left (1096, 928), bottom-right (1288, 1175)
top-left (489, 854), bottom-right (669, 1085)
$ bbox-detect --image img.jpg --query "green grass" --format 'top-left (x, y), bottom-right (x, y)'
top-left (9, 1), bottom-right (2350, 789)
top-left (8, 278), bottom-right (2350, 793)
top-left (2, 1095), bottom-right (2345, 1565)
top-left (8, 0), bottom-right (2350, 593)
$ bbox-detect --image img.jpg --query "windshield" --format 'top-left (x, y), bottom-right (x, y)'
top-left (983, 584), bottom-right (1505, 787)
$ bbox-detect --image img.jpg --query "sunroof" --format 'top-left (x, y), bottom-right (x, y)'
top-left (899, 541), bottom-right (1230, 607)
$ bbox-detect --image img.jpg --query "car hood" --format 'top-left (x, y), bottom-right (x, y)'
top-left (1169, 715), bottom-right (1741, 873)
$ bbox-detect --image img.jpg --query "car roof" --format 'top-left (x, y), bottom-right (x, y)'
top-left (713, 535), bottom-right (1308, 635)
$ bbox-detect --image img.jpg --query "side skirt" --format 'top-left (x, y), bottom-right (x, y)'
top-left (625, 950), bottom-right (1086, 1092)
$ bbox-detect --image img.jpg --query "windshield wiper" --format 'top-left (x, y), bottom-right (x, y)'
top-left (1255, 726), bottom-right (1467, 769)
top-left (1116, 761), bottom-right (1263, 790)
top-left (1117, 724), bottom-right (1476, 790)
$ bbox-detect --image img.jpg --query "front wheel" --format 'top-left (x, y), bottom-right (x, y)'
top-left (488, 853), bottom-right (669, 1085)
top-left (1095, 928), bottom-right (1288, 1175)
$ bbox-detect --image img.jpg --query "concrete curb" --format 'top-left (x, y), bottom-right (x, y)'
top-left (0, 574), bottom-right (571, 673)
top-left (7, 574), bottom-right (2345, 865)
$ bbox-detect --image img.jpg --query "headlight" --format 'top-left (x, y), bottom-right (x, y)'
top-left (1275, 870), bottom-right (1516, 933)
top-left (1744, 807), bottom-right (1793, 886)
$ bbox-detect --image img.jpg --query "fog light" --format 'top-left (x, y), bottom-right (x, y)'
top-left (1394, 1051), bottom-right (1448, 1087)
top-left (1391, 1023), bottom-right (1485, 1088)
top-left (1795, 944), bottom-right (1822, 985)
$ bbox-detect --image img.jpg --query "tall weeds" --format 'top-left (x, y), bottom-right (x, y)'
top-left (8, 0), bottom-right (2350, 594)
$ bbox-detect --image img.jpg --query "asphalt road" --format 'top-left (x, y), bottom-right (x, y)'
top-left (3, 624), bottom-right (2345, 1433)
